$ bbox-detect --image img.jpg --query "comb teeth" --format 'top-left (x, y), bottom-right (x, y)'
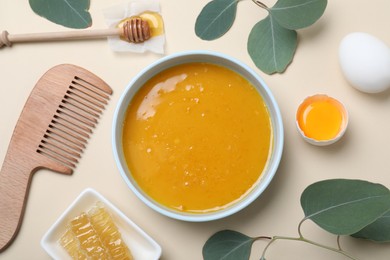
top-left (36, 76), bottom-right (111, 170)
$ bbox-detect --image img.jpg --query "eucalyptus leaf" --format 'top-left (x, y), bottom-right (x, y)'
top-left (195, 0), bottom-right (238, 40)
top-left (29, 0), bottom-right (92, 29)
top-left (247, 15), bottom-right (297, 74)
top-left (203, 230), bottom-right (255, 260)
top-left (301, 179), bottom-right (390, 235)
top-left (269, 0), bottom-right (327, 30)
top-left (352, 209), bottom-right (390, 242)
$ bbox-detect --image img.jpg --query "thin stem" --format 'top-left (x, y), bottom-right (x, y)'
top-left (300, 236), bottom-right (357, 259)
top-left (337, 235), bottom-right (342, 250)
top-left (255, 236), bottom-right (272, 240)
top-left (294, 219), bottom-right (355, 259)
top-left (297, 218), bottom-right (305, 238)
top-left (260, 235), bottom-right (359, 260)
top-left (251, 0), bottom-right (269, 9)
top-left (260, 236), bottom-right (279, 259)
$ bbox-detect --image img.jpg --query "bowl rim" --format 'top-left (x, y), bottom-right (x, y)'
top-left (112, 50), bottom-right (284, 222)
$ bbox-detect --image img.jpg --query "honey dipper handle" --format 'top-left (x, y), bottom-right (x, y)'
top-left (0, 154), bottom-right (35, 252)
top-left (0, 28), bottom-right (121, 48)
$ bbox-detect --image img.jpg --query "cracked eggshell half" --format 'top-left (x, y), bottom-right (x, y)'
top-left (296, 94), bottom-right (349, 146)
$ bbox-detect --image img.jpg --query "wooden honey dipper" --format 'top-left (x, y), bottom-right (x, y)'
top-left (0, 16), bottom-right (151, 48)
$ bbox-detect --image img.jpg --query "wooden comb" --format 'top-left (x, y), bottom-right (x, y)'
top-left (0, 64), bottom-right (112, 251)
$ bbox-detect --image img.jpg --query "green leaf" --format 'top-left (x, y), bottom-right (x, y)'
top-left (195, 0), bottom-right (238, 40)
top-left (352, 209), bottom-right (390, 242)
top-left (269, 0), bottom-right (327, 30)
top-left (29, 0), bottom-right (92, 29)
top-left (247, 15), bottom-right (297, 74)
top-left (301, 179), bottom-right (390, 235)
top-left (203, 230), bottom-right (255, 260)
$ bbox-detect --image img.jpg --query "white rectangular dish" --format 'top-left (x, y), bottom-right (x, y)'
top-left (41, 188), bottom-right (162, 260)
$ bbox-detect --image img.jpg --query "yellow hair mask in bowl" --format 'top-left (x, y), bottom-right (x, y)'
top-left (112, 51), bottom-right (284, 221)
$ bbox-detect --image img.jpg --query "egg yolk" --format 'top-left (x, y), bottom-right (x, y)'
top-left (297, 96), bottom-right (345, 141)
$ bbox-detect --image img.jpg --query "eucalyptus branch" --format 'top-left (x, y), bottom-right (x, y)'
top-left (251, 0), bottom-right (269, 9)
top-left (202, 180), bottom-right (390, 259)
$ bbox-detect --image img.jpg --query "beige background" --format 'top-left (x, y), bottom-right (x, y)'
top-left (1, 0), bottom-right (390, 259)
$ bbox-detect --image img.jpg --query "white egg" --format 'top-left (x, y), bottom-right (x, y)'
top-left (339, 32), bottom-right (390, 93)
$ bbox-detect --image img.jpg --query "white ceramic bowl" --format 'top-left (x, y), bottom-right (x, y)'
top-left (112, 50), bottom-right (284, 222)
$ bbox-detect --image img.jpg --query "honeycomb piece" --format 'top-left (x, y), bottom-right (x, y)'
top-left (88, 202), bottom-right (133, 260)
top-left (69, 212), bottom-right (108, 259)
top-left (59, 228), bottom-right (88, 260)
